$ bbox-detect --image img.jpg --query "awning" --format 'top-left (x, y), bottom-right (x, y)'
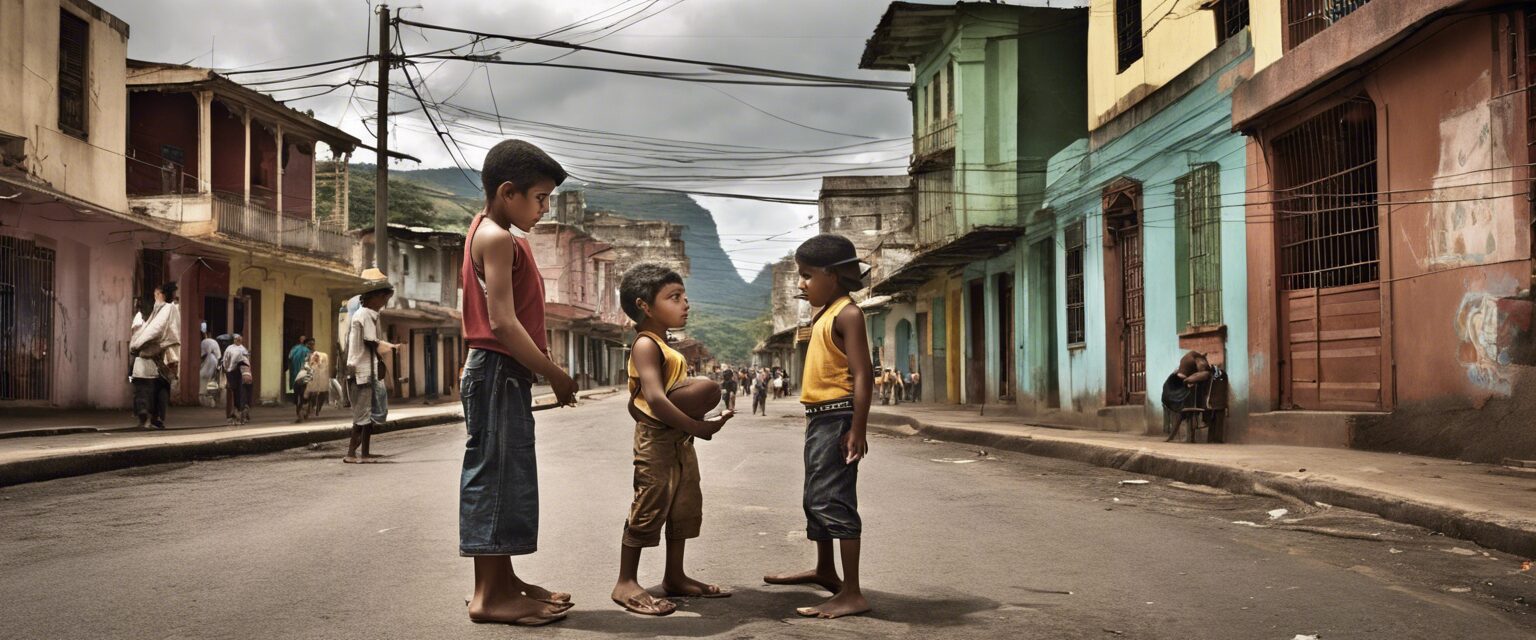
top-left (871, 226), bottom-right (1024, 295)
top-left (858, 295), bottom-right (894, 311)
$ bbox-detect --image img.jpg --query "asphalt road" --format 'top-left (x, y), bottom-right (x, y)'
top-left (1, 393), bottom-right (1532, 639)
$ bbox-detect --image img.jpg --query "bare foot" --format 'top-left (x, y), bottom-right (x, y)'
top-left (469, 591), bottom-right (569, 625)
top-left (514, 579), bottom-right (572, 604)
top-left (796, 591), bottom-right (870, 619)
top-left (764, 569), bottom-right (842, 594)
top-left (342, 456), bottom-right (362, 464)
top-left (662, 574), bottom-right (732, 598)
top-left (611, 581), bottom-right (675, 616)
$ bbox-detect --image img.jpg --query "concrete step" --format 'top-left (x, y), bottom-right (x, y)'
top-left (1244, 411), bottom-right (1388, 448)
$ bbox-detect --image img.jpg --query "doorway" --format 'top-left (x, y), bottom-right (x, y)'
top-left (1103, 179), bottom-right (1146, 406)
top-left (996, 272), bottom-right (1015, 401)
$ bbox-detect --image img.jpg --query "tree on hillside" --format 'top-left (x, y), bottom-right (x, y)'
top-left (316, 163), bottom-right (440, 230)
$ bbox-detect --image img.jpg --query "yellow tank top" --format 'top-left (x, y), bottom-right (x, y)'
top-left (628, 330), bottom-right (688, 421)
top-left (801, 295), bottom-right (857, 405)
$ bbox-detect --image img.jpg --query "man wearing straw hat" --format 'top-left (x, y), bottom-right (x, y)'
top-left (345, 267), bottom-right (397, 463)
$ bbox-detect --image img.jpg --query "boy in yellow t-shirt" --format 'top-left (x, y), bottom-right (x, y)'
top-left (611, 263), bottom-right (734, 616)
top-left (764, 234), bottom-right (874, 619)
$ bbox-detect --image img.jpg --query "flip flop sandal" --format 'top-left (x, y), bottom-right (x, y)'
top-left (612, 594), bottom-right (676, 616)
top-left (465, 595), bottom-right (573, 607)
top-left (665, 584), bottom-right (732, 598)
top-left (470, 611), bottom-right (569, 627)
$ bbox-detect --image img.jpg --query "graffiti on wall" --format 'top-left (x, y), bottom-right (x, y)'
top-left (1454, 276), bottom-right (1531, 395)
top-left (1427, 96), bottom-right (1518, 269)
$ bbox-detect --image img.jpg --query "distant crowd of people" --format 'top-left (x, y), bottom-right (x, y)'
top-left (708, 362), bottom-right (922, 415)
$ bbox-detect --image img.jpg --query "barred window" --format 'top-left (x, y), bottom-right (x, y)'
top-left (1286, 0), bottom-right (1372, 50)
top-left (1064, 222), bottom-right (1086, 346)
top-left (1115, 0), bottom-right (1143, 73)
top-left (1175, 164), bottom-right (1223, 328)
top-left (1214, 0), bottom-right (1249, 43)
top-left (58, 11), bottom-right (89, 139)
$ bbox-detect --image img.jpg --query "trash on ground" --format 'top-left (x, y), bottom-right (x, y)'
top-left (1291, 635), bottom-right (1320, 640)
top-left (1315, 501), bottom-right (1333, 509)
top-left (930, 458), bottom-right (980, 464)
top-left (1232, 520), bottom-right (1263, 527)
top-left (1267, 508), bottom-right (1290, 520)
top-left (1447, 587), bottom-right (1472, 593)
top-left (1389, 548), bottom-right (1404, 554)
top-left (1168, 481), bottom-right (1228, 495)
top-left (1119, 479), bottom-right (1150, 485)
top-left (1445, 547), bottom-right (1479, 556)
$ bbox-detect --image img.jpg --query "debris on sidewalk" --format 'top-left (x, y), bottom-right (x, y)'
top-left (1268, 508), bottom-right (1290, 520)
top-left (1119, 479), bottom-right (1150, 486)
top-left (1445, 547), bottom-right (1480, 556)
top-left (1291, 635), bottom-right (1320, 640)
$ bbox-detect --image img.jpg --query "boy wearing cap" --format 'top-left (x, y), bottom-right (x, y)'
top-left (345, 271), bottom-right (396, 463)
top-left (764, 233), bottom-right (874, 619)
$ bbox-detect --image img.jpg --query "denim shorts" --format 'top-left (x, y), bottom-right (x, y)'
top-left (804, 411), bottom-right (861, 540)
top-left (459, 349), bottom-right (540, 556)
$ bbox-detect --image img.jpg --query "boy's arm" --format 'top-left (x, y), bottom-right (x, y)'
top-left (632, 337), bottom-right (729, 439)
top-left (833, 304), bottom-right (873, 463)
top-left (480, 228), bottom-right (578, 405)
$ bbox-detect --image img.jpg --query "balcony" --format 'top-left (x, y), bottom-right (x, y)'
top-left (213, 195), bottom-right (351, 263)
top-left (914, 117), bottom-right (956, 161)
top-left (1286, 0), bottom-right (1372, 49)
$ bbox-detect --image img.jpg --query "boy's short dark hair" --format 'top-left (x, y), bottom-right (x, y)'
top-left (620, 263), bottom-right (685, 323)
top-left (481, 139), bottom-right (567, 202)
top-left (795, 233), bottom-right (866, 292)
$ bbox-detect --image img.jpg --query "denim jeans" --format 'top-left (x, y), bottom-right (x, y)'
top-left (459, 349), bottom-right (540, 556)
top-left (803, 411), bottom-right (861, 540)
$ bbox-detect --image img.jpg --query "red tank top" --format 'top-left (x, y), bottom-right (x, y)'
top-left (462, 213), bottom-right (547, 381)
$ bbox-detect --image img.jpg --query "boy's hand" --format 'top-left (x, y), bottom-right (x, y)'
top-left (694, 410), bottom-right (732, 440)
top-left (550, 369), bottom-right (578, 406)
top-left (842, 428), bottom-right (867, 464)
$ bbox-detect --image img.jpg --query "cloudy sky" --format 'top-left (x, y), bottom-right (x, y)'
top-left (95, 0), bottom-right (967, 277)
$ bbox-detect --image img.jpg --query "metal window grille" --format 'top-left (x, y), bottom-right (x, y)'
top-left (1064, 222), bottom-right (1086, 345)
top-left (916, 169), bottom-right (955, 249)
top-left (1176, 163), bottom-right (1223, 326)
top-left (1115, 0), bottom-right (1143, 72)
top-left (1286, 0), bottom-right (1372, 50)
top-left (1215, 0), bottom-right (1249, 43)
top-left (0, 236), bottom-right (57, 402)
top-left (57, 10), bottom-right (89, 139)
top-left (1273, 96), bottom-right (1379, 291)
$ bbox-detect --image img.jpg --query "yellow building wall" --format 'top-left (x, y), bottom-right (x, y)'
top-left (1088, 0), bottom-right (1274, 131)
top-left (230, 257), bottom-right (342, 404)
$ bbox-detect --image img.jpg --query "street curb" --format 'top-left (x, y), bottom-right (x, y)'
top-left (867, 413), bottom-right (1536, 559)
top-left (0, 412), bottom-right (464, 488)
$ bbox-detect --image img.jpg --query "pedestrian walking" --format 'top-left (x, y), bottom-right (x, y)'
top-left (459, 139), bottom-right (577, 626)
top-left (720, 366), bottom-right (738, 412)
top-left (287, 335), bottom-right (313, 405)
top-left (764, 233), bottom-right (873, 619)
top-left (345, 270), bottom-right (395, 463)
top-left (128, 282), bottom-right (181, 430)
top-left (199, 324), bottom-right (222, 408)
top-left (910, 370), bottom-right (922, 403)
top-left (221, 334), bottom-right (251, 424)
top-left (297, 350), bottom-right (331, 423)
top-left (752, 370), bottom-right (769, 415)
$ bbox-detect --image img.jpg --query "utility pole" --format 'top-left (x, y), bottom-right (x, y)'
top-left (373, 3), bottom-right (390, 274)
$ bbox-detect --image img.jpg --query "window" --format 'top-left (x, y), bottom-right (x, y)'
top-left (57, 11), bottom-right (89, 139)
top-left (946, 60), bottom-right (956, 117)
top-left (1214, 0), bottom-right (1249, 43)
top-left (1175, 164), bottom-right (1223, 328)
top-left (1273, 96), bottom-right (1379, 291)
top-left (1064, 222), bottom-right (1086, 345)
top-left (1115, 0), bottom-right (1143, 73)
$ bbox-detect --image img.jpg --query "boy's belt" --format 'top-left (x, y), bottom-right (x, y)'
top-left (804, 398), bottom-right (854, 416)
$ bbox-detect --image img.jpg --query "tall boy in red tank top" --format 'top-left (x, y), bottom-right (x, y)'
top-left (459, 140), bottom-right (579, 626)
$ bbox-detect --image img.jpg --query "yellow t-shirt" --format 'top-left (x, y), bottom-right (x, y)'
top-left (628, 330), bottom-right (688, 421)
top-left (800, 295), bottom-right (857, 405)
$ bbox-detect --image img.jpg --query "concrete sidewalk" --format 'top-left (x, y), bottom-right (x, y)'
top-left (869, 403), bottom-right (1536, 559)
top-left (0, 386), bottom-right (620, 487)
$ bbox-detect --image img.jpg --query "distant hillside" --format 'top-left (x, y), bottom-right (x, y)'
top-left (366, 165), bottom-right (773, 362)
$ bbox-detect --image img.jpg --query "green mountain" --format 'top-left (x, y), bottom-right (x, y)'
top-left (343, 165), bottom-right (774, 362)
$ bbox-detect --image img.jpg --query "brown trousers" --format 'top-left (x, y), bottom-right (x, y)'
top-left (623, 422), bottom-right (703, 548)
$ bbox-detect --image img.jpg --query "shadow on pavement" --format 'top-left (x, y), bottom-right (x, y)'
top-left (555, 586), bottom-right (1005, 636)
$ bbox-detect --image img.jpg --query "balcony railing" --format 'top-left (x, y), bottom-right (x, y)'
top-left (1286, 0), bottom-right (1372, 49)
top-left (915, 117), bottom-right (956, 159)
top-left (213, 195), bottom-right (351, 262)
